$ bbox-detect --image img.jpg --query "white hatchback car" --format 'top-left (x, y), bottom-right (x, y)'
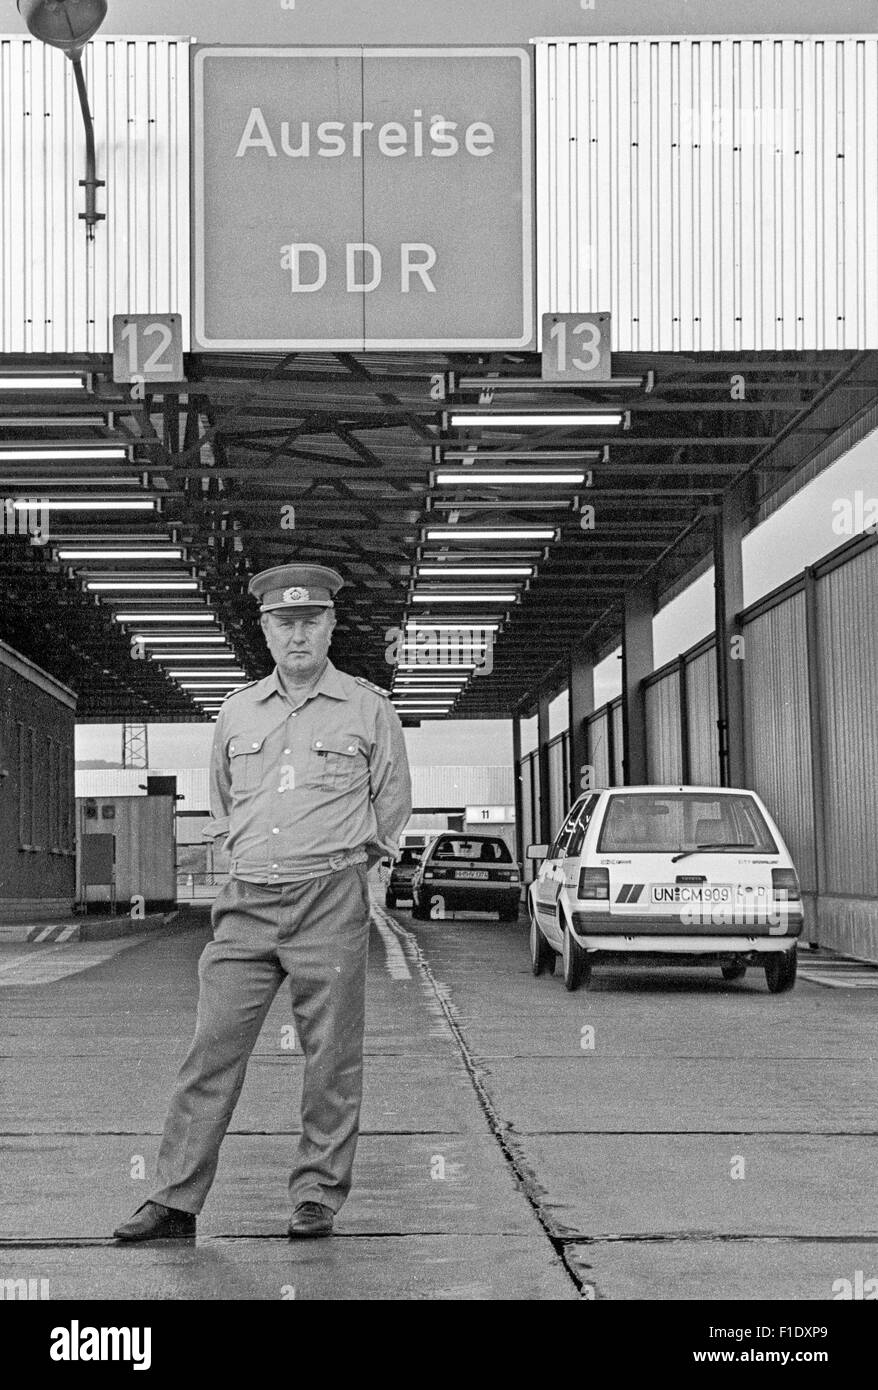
top-left (527, 786), bottom-right (803, 992)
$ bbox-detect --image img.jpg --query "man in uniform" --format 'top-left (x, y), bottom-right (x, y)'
top-left (113, 564), bottom-right (412, 1240)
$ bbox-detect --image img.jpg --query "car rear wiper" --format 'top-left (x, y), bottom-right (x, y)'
top-left (671, 841), bottom-right (755, 863)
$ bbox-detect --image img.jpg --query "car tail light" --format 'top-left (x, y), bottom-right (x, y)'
top-left (577, 867), bottom-right (609, 900)
top-left (772, 868), bottom-right (800, 901)
top-left (500, 871), bottom-right (520, 883)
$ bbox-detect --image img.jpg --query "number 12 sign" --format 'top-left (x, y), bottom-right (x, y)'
top-left (112, 314), bottom-right (185, 385)
top-left (541, 312), bottom-right (611, 382)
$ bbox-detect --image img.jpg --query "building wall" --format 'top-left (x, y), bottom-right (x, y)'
top-left (0, 639), bottom-right (76, 923)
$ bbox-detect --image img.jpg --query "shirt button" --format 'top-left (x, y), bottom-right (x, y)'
top-left (315, 740), bottom-right (323, 748)
top-left (251, 742), bottom-right (259, 749)
top-left (272, 827), bottom-right (280, 834)
top-left (348, 745), bottom-right (355, 752)
top-left (283, 748), bottom-right (291, 755)
top-left (272, 864), bottom-right (279, 869)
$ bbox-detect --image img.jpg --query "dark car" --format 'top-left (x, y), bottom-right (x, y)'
top-left (384, 845), bottom-right (424, 908)
top-left (409, 833), bottom-right (521, 922)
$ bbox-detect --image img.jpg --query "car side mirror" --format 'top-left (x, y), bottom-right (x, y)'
top-left (526, 844), bottom-right (550, 860)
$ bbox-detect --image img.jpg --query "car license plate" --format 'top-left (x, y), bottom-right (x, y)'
top-left (455, 869), bottom-right (489, 880)
top-left (651, 884), bottom-right (732, 904)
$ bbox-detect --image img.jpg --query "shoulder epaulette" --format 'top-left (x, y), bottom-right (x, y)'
top-left (221, 680), bottom-right (259, 702)
top-left (355, 676), bottom-right (390, 698)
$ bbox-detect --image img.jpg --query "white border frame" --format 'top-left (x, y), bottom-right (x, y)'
top-left (192, 46), bottom-right (534, 352)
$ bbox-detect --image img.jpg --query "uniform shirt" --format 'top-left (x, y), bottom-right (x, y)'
top-left (202, 660), bottom-right (413, 885)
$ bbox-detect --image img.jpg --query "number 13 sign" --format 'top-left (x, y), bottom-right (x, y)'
top-left (541, 311), bottom-right (611, 382)
top-left (112, 314), bottom-right (185, 386)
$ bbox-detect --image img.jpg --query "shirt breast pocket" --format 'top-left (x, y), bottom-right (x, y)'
top-left (310, 737), bottom-right (362, 790)
top-left (227, 735), bottom-right (267, 794)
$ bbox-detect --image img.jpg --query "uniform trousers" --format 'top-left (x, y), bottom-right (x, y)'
top-left (150, 863), bottom-right (372, 1215)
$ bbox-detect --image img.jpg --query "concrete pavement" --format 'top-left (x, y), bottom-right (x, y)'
top-left (403, 912), bottom-right (878, 1300)
top-left (0, 899), bottom-right (575, 1301)
top-left (0, 891), bottom-right (875, 1300)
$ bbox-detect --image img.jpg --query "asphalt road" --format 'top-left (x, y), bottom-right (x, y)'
top-left (0, 892), bottom-right (875, 1300)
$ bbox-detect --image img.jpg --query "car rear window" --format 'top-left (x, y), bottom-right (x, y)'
top-left (597, 793), bottom-right (778, 854)
top-left (395, 847), bottom-right (421, 865)
top-left (431, 837), bottom-right (512, 863)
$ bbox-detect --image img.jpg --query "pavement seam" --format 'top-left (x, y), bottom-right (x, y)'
top-left (375, 906), bottom-right (588, 1298)
top-left (570, 1232), bottom-right (878, 1244)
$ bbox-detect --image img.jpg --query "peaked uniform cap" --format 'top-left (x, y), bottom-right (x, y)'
top-left (248, 564), bottom-right (344, 613)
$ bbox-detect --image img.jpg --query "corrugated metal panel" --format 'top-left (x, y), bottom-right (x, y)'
top-left (685, 646), bottom-right (720, 785)
top-left (535, 36), bottom-right (878, 350)
top-left (815, 544), bottom-right (878, 898)
top-left (611, 699), bottom-right (624, 786)
top-left (519, 751), bottom-right (537, 876)
top-left (742, 594), bottom-right (816, 892)
top-left (586, 709), bottom-right (610, 786)
top-left (645, 669), bottom-right (683, 783)
top-left (411, 764), bottom-right (514, 806)
top-left (76, 766), bottom-right (207, 806)
top-left (0, 38), bottom-right (191, 353)
top-left (548, 734), bottom-right (568, 836)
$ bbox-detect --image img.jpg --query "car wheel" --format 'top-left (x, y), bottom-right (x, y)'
top-left (562, 921), bottom-right (591, 991)
top-left (721, 962), bottom-right (747, 981)
top-left (764, 947), bottom-right (797, 994)
top-left (411, 889), bottom-right (430, 921)
top-left (529, 911), bottom-right (555, 976)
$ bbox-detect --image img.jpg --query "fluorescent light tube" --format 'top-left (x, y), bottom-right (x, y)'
top-left (114, 613), bottom-right (215, 623)
top-left (424, 528), bottom-right (555, 541)
top-left (417, 566), bottom-right (533, 577)
top-left (0, 447), bottom-right (128, 461)
top-left (411, 593), bottom-right (514, 603)
top-left (450, 413), bottom-right (622, 427)
top-left (132, 635), bottom-right (225, 644)
top-left (58, 549), bottom-right (184, 560)
top-left (434, 472), bottom-right (584, 485)
top-left (12, 498), bottom-right (155, 511)
top-left (0, 376), bottom-right (85, 390)
top-left (87, 581), bottom-right (198, 591)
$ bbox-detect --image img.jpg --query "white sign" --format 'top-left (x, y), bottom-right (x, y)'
top-left (193, 47), bottom-right (534, 350)
top-left (112, 314), bottom-right (184, 385)
top-left (541, 311), bottom-right (611, 381)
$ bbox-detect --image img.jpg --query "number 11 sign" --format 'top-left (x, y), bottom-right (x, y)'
top-left (541, 311), bottom-right (611, 382)
top-left (112, 314), bottom-right (185, 387)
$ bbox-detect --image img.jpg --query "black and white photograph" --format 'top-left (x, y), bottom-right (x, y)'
top-left (0, 0), bottom-right (876, 1348)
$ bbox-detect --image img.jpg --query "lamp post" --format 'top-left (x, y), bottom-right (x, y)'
top-left (17, 1), bottom-right (108, 238)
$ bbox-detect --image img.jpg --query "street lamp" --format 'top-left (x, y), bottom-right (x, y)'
top-left (17, 2), bottom-right (108, 237)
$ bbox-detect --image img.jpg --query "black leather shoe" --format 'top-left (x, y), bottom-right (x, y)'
top-left (287, 1202), bottom-right (334, 1238)
top-left (113, 1201), bottom-right (196, 1242)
